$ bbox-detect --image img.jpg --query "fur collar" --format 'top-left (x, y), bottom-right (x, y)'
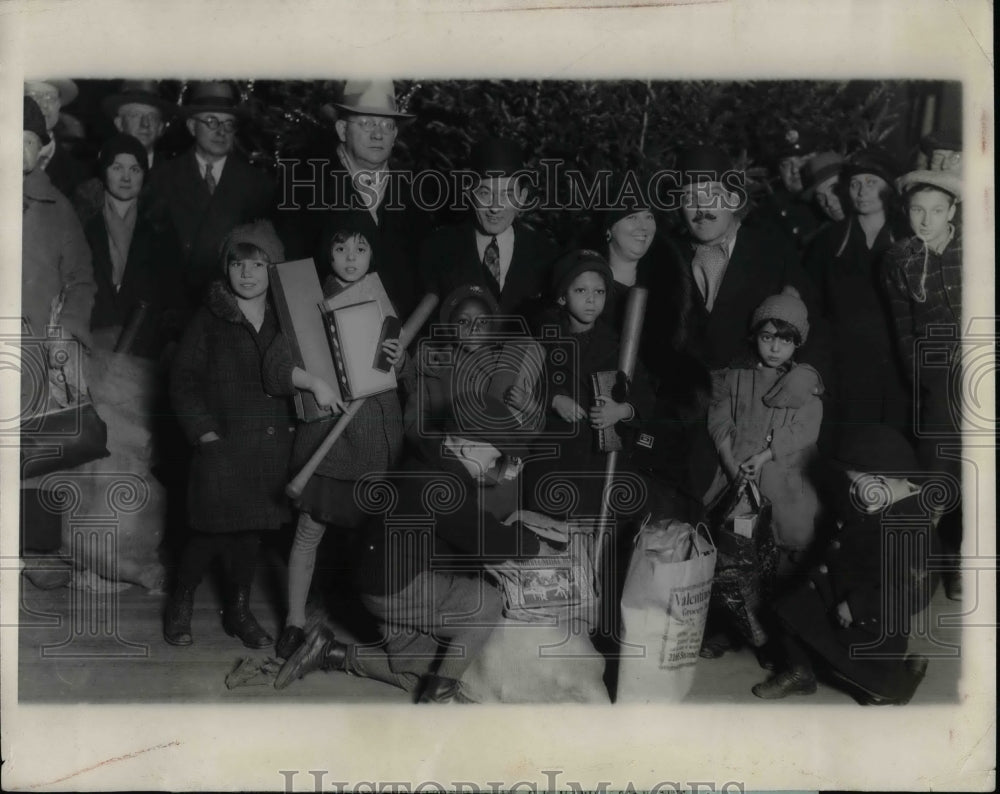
top-left (205, 279), bottom-right (248, 324)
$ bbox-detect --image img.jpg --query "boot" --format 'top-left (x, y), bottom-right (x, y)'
top-left (163, 586), bottom-right (195, 646)
top-left (222, 586), bottom-right (273, 649)
top-left (274, 627), bottom-right (348, 690)
top-left (416, 674), bottom-right (467, 704)
top-left (752, 667), bottom-right (818, 699)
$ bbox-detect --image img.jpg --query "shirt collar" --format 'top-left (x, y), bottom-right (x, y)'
top-left (195, 152), bottom-right (227, 176)
top-left (475, 225), bottom-right (515, 247)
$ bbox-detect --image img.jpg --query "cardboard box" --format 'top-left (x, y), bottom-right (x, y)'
top-left (268, 259), bottom-right (343, 422)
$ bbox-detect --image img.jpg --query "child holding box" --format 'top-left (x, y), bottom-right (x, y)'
top-left (264, 221), bottom-right (412, 659)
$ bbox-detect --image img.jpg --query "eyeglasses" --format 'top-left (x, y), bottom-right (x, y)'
top-left (193, 116), bottom-right (237, 133)
top-left (349, 117), bottom-right (397, 133)
top-left (26, 90), bottom-right (59, 107)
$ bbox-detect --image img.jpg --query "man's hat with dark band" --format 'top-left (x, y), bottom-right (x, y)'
top-left (800, 151), bottom-right (844, 199)
top-left (333, 79), bottom-right (414, 119)
top-left (102, 79), bottom-right (176, 119)
top-left (182, 81), bottom-right (249, 118)
top-left (676, 144), bottom-right (737, 186)
top-left (470, 137), bottom-right (526, 179)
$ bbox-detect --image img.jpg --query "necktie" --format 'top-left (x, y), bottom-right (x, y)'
top-left (691, 242), bottom-right (730, 312)
top-left (483, 236), bottom-right (501, 285)
top-left (204, 162), bottom-right (216, 195)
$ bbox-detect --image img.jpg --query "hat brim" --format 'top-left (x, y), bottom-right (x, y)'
top-left (332, 102), bottom-right (414, 120)
top-left (800, 164), bottom-right (843, 199)
top-left (47, 79), bottom-right (78, 106)
top-left (896, 169), bottom-right (962, 201)
top-left (102, 92), bottom-right (177, 119)
top-left (182, 102), bottom-right (251, 119)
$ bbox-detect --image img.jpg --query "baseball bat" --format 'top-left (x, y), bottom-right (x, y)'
top-left (595, 286), bottom-right (648, 571)
top-left (285, 293), bottom-right (439, 499)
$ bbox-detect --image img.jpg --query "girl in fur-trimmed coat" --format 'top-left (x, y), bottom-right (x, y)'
top-left (165, 221), bottom-right (295, 649)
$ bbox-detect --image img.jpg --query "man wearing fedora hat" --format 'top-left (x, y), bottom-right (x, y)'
top-left (24, 79), bottom-right (93, 200)
top-left (147, 80), bottom-right (275, 307)
top-left (103, 80), bottom-right (176, 171)
top-left (417, 137), bottom-right (558, 318)
top-left (276, 79), bottom-right (429, 319)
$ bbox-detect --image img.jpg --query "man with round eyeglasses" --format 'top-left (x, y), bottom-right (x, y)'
top-left (276, 79), bottom-right (430, 318)
top-left (147, 81), bottom-right (275, 308)
top-left (103, 80), bottom-right (175, 170)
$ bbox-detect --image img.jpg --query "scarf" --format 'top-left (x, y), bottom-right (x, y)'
top-left (691, 220), bottom-right (740, 312)
top-left (103, 193), bottom-right (138, 291)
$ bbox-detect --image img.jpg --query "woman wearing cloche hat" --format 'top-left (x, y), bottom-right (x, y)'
top-left (802, 147), bottom-right (912, 434)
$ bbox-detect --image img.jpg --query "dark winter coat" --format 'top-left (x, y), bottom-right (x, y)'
top-left (43, 139), bottom-right (94, 201)
top-left (353, 451), bottom-right (542, 596)
top-left (523, 308), bottom-right (655, 516)
top-left (147, 150), bottom-right (275, 307)
top-left (755, 184), bottom-right (826, 251)
top-left (418, 220), bottom-right (559, 319)
top-left (275, 162), bottom-right (431, 320)
top-left (657, 217), bottom-right (831, 500)
top-left (774, 490), bottom-right (939, 700)
top-left (170, 281), bottom-right (295, 533)
top-left (84, 200), bottom-right (184, 357)
top-left (803, 216), bottom-right (910, 429)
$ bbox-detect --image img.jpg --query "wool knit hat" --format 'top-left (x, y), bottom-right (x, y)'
top-left (833, 424), bottom-right (921, 475)
top-left (97, 133), bottom-right (150, 177)
top-left (23, 96), bottom-right (51, 145)
top-left (439, 283), bottom-right (500, 325)
top-left (552, 248), bottom-right (613, 296)
top-left (219, 219), bottom-right (285, 269)
top-left (751, 285), bottom-right (810, 343)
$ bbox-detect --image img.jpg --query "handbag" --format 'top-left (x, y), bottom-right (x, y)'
top-left (20, 292), bottom-right (110, 480)
top-left (704, 478), bottom-right (778, 647)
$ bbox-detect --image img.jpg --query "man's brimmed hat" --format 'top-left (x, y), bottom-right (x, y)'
top-left (26, 79), bottom-right (78, 106)
top-left (896, 169), bottom-right (962, 202)
top-left (469, 137), bottom-right (525, 178)
top-left (800, 151), bottom-right (844, 199)
top-left (182, 81), bottom-right (249, 118)
top-left (676, 144), bottom-right (738, 187)
top-left (333, 79), bottom-right (414, 119)
top-left (102, 79), bottom-right (176, 119)
top-left (920, 119), bottom-right (962, 154)
top-left (23, 96), bottom-right (51, 145)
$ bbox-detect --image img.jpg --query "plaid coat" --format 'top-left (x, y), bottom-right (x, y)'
top-left (170, 281), bottom-right (295, 533)
top-left (881, 227), bottom-right (962, 384)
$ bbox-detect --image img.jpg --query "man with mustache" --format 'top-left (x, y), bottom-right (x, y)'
top-left (661, 145), bottom-right (831, 511)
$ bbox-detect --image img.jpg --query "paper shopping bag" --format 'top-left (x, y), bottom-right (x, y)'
top-left (617, 517), bottom-right (716, 702)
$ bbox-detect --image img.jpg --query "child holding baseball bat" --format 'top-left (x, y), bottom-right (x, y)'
top-left (525, 249), bottom-right (654, 519)
top-left (263, 222), bottom-right (414, 659)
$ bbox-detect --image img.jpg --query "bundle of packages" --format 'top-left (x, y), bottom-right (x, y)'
top-left (462, 518), bottom-right (608, 703)
top-left (704, 478), bottom-right (778, 647)
top-left (617, 517), bottom-right (717, 702)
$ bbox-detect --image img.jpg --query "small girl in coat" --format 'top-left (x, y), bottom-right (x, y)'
top-left (165, 220), bottom-right (295, 648)
top-left (525, 249), bottom-right (653, 518)
top-left (264, 222), bottom-right (412, 659)
top-left (704, 286), bottom-right (823, 571)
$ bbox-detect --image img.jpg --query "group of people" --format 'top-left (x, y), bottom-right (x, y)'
top-left (21, 77), bottom-right (964, 704)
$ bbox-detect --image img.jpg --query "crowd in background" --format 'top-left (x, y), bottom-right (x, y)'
top-left (20, 77), bottom-right (965, 704)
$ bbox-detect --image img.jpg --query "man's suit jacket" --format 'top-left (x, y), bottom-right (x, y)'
top-left (275, 163), bottom-right (431, 320)
top-left (418, 220), bottom-right (559, 318)
top-left (147, 149), bottom-right (275, 304)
